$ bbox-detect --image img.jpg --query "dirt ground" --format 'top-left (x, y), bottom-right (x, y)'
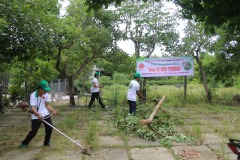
top-left (0, 106), bottom-right (92, 159)
top-left (0, 101), bottom-right (238, 160)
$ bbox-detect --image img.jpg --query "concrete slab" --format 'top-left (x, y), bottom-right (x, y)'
top-left (130, 147), bottom-right (175, 160)
top-left (203, 133), bottom-right (227, 144)
top-left (0, 148), bottom-right (42, 160)
top-left (208, 144), bottom-right (238, 160)
top-left (205, 133), bottom-right (223, 139)
top-left (204, 139), bottom-right (226, 145)
top-left (41, 150), bottom-right (84, 160)
top-left (99, 136), bottom-right (124, 147)
top-left (85, 148), bottom-right (128, 160)
top-left (228, 133), bottom-right (240, 139)
top-left (128, 136), bottom-right (161, 147)
top-left (0, 122), bottom-right (11, 127)
top-left (0, 126), bottom-right (5, 131)
top-left (224, 153), bottom-right (238, 160)
top-left (172, 145), bottom-right (216, 160)
top-left (208, 144), bottom-right (232, 154)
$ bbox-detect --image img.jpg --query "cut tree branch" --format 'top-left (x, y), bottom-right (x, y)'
top-left (140, 96), bottom-right (166, 125)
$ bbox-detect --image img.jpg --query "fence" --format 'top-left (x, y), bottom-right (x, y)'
top-left (49, 79), bottom-right (69, 102)
top-left (1, 78), bottom-right (118, 107)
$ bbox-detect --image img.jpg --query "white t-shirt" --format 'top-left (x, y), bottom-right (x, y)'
top-left (127, 80), bottom-right (140, 101)
top-left (30, 91), bottom-right (50, 119)
top-left (91, 77), bottom-right (100, 93)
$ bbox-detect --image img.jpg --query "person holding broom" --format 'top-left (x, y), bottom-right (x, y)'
top-left (20, 80), bottom-right (58, 148)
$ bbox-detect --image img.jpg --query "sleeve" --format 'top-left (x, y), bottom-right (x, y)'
top-left (45, 93), bottom-right (50, 102)
top-left (93, 78), bottom-right (97, 84)
top-left (135, 83), bottom-right (140, 91)
top-left (30, 94), bottom-right (36, 107)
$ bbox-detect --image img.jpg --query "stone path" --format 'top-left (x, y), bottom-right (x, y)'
top-left (0, 109), bottom-right (237, 160)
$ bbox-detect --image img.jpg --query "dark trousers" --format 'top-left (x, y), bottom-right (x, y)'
top-left (22, 116), bottom-right (53, 145)
top-left (88, 92), bottom-right (105, 108)
top-left (128, 100), bottom-right (136, 116)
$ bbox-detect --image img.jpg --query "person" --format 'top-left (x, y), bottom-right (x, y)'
top-left (20, 80), bottom-right (58, 148)
top-left (88, 72), bottom-right (108, 109)
top-left (127, 72), bottom-right (146, 116)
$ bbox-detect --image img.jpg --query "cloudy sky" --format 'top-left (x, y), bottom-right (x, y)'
top-left (59, 0), bottom-right (186, 56)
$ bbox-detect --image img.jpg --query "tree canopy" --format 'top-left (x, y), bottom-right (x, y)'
top-left (0, 0), bottom-right (59, 62)
top-left (85, 0), bottom-right (240, 31)
top-left (113, 0), bottom-right (179, 58)
top-left (174, 0), bottom-right (240, 31)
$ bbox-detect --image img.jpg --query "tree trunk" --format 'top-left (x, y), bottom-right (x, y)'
top-left (0, 94), bottom-right (3, 113)
top-left (68, 76), bottom-right (76, 106)
top-left (56, 47), bottom-right (92, 107)
top-left (141, 78), bottom-right (147, 99)
top-left (195, 52), bottom-right (212, 103)
top-left (135, 41), bottom-right (140, 58)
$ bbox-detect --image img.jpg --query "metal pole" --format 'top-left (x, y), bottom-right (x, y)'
top-left (58, 79), bottom-right (61, 99)
top-left (64, 79), bottom-right (67, 93)
top-left (51, 81), bottom-right (53, 102)
top-left (43, 119), bottom-right (87, 150)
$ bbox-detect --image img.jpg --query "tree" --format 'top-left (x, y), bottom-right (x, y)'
top-left (8, 58), bottom-right (57, 103)
top-left (207, 25), bottom-right (240, 86)
top-left (113, 0), bottom-right (179, 97)
top-left (115, 0), bottom-right (179, 58)
top-left (174, 0), bottom-right (240, 32)
top-left (179, 21), bottom-right (213, 103)
top-left (96, 50), bottom-right (135, 76)
top-left (54, 0), bottom-right (119, 106)
top-left (85, 0), bottom-right (120, 10)
top-left (0, 0), bottom-right (60, 106)
top-left (0, 0), bottom-right (60, 63)
top-left (85, 0), bottom-right (240, 32)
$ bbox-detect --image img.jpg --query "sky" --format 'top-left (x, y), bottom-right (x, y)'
top-left (59, 0), bottom-right (69, 16)
top-left (59, 0), bottom-right (187, 57)
top-left (117, 2), bottom-right (187, 56)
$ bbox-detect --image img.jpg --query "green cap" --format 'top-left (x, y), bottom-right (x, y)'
top-left (94, 72), bottom-right (99, 76)
top-left (134, 72), bottom-right (142, 79)
top-left (39, 80), bottom-right (51, 91)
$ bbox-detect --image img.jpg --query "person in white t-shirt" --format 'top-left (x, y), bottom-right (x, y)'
top-left (20, 80), bottom-right (58, 148)
top-left (127, 72), bottom-right (146, 116)
top-left (88, 72), bottom-right (108, 109)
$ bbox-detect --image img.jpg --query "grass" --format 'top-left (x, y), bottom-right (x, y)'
top-left (128, 83), bottom-right (239, 156)
top-left (1, 83), bottom-right (240, 159)
top-left (85, 121), bottom-right (99, 150)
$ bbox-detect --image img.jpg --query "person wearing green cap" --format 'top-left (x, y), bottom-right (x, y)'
top-left (88, 72), bottom-right (108, 110)
top-left (20, 80), bottom-right (58, 148)
top-left (127, 72), bottom-right (146, 116)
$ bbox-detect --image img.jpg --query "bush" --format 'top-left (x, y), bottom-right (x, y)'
top-left (147, 80), bottom-right (181, 86)
top-left (8, 84), bottom-right (25, 103)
